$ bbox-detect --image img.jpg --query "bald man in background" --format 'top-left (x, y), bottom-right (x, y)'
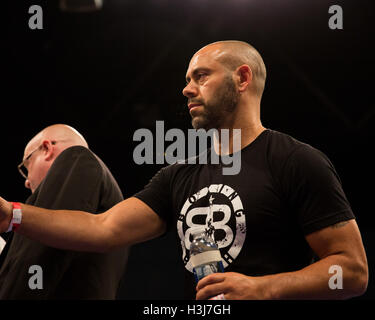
top-left (0, 124), bottom-right (129, 299)
top-left (0, 41), bottom-right (368, 300)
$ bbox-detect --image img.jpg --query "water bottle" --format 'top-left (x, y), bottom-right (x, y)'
top-left (190, 229), bottom-right (224, 283)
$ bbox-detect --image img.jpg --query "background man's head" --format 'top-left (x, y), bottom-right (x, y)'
top-left (183, 40), bottom-right (266, 130)
top-left (20, 124), bottom-right (88, 193)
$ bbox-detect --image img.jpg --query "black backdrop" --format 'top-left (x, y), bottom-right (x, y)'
top-left (2, 0), bottom-right (374, 300)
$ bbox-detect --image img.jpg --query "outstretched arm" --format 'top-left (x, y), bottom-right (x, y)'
top-left (196, 219), bottom-right (368, 300)
top-left (0, 196), bottom-right (166, 252)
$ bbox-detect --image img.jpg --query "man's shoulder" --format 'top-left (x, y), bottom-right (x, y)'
top-left (45, 146), bottom-right (105, 185)
top-left (262, 129), bottom-right (328, 173)
top-left (265, 129), bottom-right (317, 158)
top-left (57, 146), bottom-right (121, 189)
top-left (56, 146), bottom-right (104, 168)
top-left (267, 129), bottom-right (307, 149)
top-left (58, 145), bottom-right (94, 158)
top-left (264, 129), bottom-right (333, 178)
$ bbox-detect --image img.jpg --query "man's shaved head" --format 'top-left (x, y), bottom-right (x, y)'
top-left (26, 124), bottom-right (88, 153)
top-left (22, 124), bottom-right (89, 193)
top-left (194, 40), bottom-right (267, 97)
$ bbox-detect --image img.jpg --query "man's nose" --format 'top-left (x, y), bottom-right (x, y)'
top-left (182, 82), bottom-right (198, 98)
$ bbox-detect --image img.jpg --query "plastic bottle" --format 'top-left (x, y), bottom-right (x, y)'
top-left (190, 229), bottom-right (224, 283)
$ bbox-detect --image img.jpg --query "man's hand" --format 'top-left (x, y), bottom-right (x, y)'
top-left (0, 197), bottom-right (12, 233)
top-left (196, 272), bottom-right (269, 300)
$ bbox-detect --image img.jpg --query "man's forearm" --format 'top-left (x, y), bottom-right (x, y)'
top-left (263, 254), bottom-right (368, 299)
top-left (16, 203), bottom-right (110, 253)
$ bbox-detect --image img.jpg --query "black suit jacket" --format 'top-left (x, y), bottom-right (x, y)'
top-left (0, 146), bottom-right (129, 299)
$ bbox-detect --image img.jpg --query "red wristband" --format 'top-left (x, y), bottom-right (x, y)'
top-left (6, 202), bottom-right (22, 232)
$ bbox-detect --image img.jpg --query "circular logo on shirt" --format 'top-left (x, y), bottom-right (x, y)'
top-left (177, 184), bottom-right (246, 272)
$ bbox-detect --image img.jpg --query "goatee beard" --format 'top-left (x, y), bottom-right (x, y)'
top-left (191, 76), bottom-right (239, 130)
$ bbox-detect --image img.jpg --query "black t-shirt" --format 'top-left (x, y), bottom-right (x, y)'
top-left (0, 146), bottom-right (129, 299)
top-left (134, 129), bottom-right (355, 299)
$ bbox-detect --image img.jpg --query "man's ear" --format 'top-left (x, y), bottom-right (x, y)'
top-left (236, 64), bottom-right (252, 93)
top-left (41, 140), bottom-right (55, 161)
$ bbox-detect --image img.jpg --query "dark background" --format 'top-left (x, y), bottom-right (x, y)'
top-left (2, 0), bottom-right (374, 299)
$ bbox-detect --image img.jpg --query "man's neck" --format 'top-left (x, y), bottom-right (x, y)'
top-left (213, 123), bottom-right (266, 155)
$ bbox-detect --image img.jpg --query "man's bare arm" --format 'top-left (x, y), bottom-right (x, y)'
top-left (0, 197), bottom-right (166, 252)
top-left (266, 219), bottom-right (368, 299)
top-left (196, 219), bottom-right (368, 299)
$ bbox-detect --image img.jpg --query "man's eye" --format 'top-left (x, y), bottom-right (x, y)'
top-left (197, 73), bottom-right (207, 81)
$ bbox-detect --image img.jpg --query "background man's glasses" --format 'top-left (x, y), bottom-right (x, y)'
top-left (17, 141), bottom-right (57, 179)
